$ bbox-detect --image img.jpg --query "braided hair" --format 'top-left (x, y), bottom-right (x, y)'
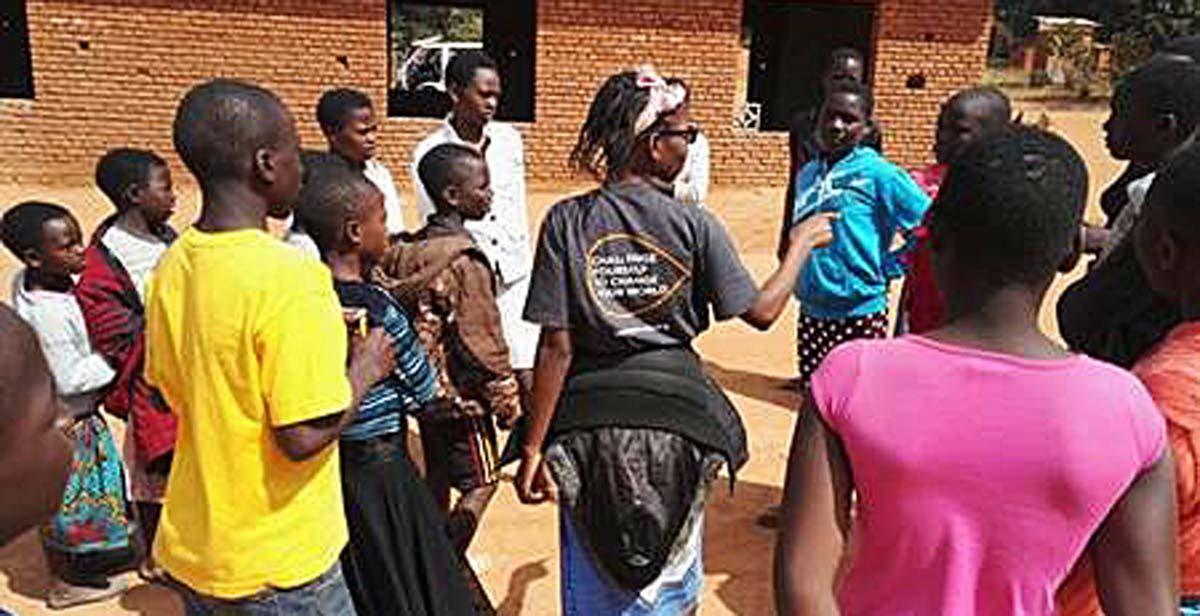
top-left (569, 72), bottom-right (655, 181)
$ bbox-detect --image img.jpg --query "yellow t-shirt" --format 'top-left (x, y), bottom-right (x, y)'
top-left (144, 227), bottom-right (351, 598)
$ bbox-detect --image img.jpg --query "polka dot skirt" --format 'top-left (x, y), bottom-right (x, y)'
top-left (796, 312), bottom-right (889, 389)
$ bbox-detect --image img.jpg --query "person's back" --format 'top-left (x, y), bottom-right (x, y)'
top-left (813, 336), bottom-right (1163, 614)
top-left (147, 224), bottom-right (351, 594)
top-left (537, 180), bottom-right (754, 356)
top-left (776, 127), bottom-right (1178, 616)
top-left (144, 80), bottom-right (394, 613)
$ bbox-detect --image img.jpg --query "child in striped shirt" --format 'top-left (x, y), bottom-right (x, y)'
top-left (295, 164), bottom-right (475, 616)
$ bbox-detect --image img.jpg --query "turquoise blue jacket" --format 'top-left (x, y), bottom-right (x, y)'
top-left (792, 147), bottom-right (931, 319)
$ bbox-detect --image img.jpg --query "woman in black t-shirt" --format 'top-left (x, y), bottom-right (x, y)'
top-left (511, 67), bottom-right (834, 614)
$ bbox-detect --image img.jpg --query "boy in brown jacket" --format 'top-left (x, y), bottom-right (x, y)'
top-left (378, 143), bottom-right (520, 565)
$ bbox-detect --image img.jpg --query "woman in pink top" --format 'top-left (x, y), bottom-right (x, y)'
top-left (774, 126), bottom-right (1179, 615)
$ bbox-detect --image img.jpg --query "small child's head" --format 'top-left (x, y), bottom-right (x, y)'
top-left (816, 79), bottom-right (873, 157)
top-left (929, 126), bottom-right (1088, 303)
top-left (0, 303), bottom-right (71, 547)
top-left (316, 88), bottom-right (378, 166)
top-left (1104, 57), bottom-right (1200, 165)
top-left (1134, 143), bottom-right (1200, 304)
top-left (418, 143), bottom-right (492, 221)
top-left (1, 201), bottom-right (85, 281)
top-left (934, 87), bottom-right (1012, 165)
top-left (295, 168), bottom-right (387, 266)
top-left (95, 148), bottom-right (176, 228)
top-left (173, 79), bottom-right (301, 219)
top-left (824, 47), bottom-right (866, 91)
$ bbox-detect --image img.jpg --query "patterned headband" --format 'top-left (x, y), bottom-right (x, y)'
top-left (634, 65), bottom-right (686, 135)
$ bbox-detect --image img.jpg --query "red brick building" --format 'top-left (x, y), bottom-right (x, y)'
top-left (0, 0), bottom-right (992, 188)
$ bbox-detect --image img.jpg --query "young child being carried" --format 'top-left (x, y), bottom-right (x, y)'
top-left (2, 202), bottom-right (137, 609)
top-left (790, 79), bottom-right (931, 388)
top-left (294, 162), bottom-right (475, 616)
top-left (377, 143), bottom-right (521, 607)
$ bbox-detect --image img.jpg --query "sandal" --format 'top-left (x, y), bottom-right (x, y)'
top-left (46, 578), bottom-right (128, 610)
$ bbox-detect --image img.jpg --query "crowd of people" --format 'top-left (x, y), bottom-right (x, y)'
top-left (1, 37), bottom-right (1199, 616)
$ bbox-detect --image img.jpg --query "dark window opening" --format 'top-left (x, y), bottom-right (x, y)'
top-left (743, 1), bottom-right (875, 131)
top-left (388, 0), bottom-right (536, 121)
top-left (0, 0), bottom-right (35, 99)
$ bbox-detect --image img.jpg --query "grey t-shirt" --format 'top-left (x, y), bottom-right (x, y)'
top-left (524, 181), bottom-right (757, 356)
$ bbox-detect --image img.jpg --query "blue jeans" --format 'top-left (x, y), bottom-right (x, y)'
top-left (175, 562), bottom-right (356, 616)
top-left (560, 510), bottom-right (702, 615)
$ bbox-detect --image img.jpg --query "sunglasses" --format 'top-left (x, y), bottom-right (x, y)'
top-left (654, 126), bottom-right (699, 144)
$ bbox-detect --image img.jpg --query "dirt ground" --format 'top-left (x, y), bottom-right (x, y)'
top-left (0, 101), bottom-right (1120, 615)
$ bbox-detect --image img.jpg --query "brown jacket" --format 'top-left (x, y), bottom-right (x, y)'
top-left (376, 224), bottom-right (520, 424)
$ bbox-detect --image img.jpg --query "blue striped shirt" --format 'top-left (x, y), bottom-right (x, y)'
top-left (334, 280), bottom-right (437, 441)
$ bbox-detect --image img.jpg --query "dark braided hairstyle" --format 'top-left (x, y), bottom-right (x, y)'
top-left (930, 125), bottom-right (1088, 286)
top-left (569, 71), bottom-right (655, 181)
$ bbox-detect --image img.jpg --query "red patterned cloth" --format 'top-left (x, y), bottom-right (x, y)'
top-left (75, 216), bottom-right (177, 465)
top-left (899, 164), bottom-right (948, 334)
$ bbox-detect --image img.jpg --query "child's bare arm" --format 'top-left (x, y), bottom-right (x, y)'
top-left (273, 328), bottom-right (395, 461)
top-left (1092, 450), bottom-right (1178, 615)
top-left (744, 213), bottom-right (837, 330)
top-left (775, 395), bottom-right (853, 616)
top-left (516, 327), bottom-right (572, 505)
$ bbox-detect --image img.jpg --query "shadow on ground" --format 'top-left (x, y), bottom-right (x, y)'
top-left (495, 559), bottom-right (551, 615)
top-left (705, 361), bottom-right (800, 412)
top-left (703, 478), bottom-right (784, 615)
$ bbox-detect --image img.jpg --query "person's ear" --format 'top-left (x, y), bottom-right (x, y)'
top-left (122, 183), bottom-right (142, 209)
top-left (647, 134), bottom-right (668, 164)
top-left (442, 185), bottom-right (462, 209)
top-left (21, 248), bottom-right (42, 269)
top-left (1159, 230), bottom-right (1182, 275)
top-left (344, 217), bottom-right (363, 247)
top-left (253, 147), bottom-right (277, 185)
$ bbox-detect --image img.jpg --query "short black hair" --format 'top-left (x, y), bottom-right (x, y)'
top-left (825, 78), bottom-right (874, 117)
top-left (294, 167), bottom-right (381, 256)
top-left (1159, 35), bottom-right (1200, 63)
top-left (95, 148), bottom-right (168, 211)
top-left (446, 50), bottom-right (498, 93)
top-left (829, 47), bottom-right (865, 68)
top-left (946, 86), bottom-right (1012, 131)
top-left (1146, 142), bottom-right (1200, 229)
top-left (1, 201), bottom-right (74, 260)
top-left (418, 143), bottom-right (484, 210)
top-left (931, 126), bottom-right (1088, 286)
top-left (1123, 57), bottom-right (1200, 138)
top-left (173, 78), bottom-right (292, 185)
top-left (300, 150), bottom-right (353, 185)
top-left (316, 88), bottom-right (373, 133)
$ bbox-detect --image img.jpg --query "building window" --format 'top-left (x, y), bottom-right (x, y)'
top-left (742, 1), bottom-right (875, 131)
top-left (388, 0), bottom-right (536, 121)
top-left (0, 0), bottom-right (35, 99)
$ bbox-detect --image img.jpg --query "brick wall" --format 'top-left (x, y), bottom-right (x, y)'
top-left (0, 0), bottom-right (990, 189)
top-left (873, 0), bottom-right (994, 168)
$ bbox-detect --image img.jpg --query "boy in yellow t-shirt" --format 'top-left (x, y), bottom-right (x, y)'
top-left (144, 79), bottom-right (394, 613)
